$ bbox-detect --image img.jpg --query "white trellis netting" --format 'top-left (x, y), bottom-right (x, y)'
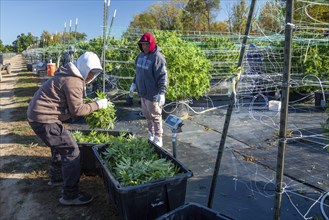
top-left (102, 3), bottom-right (328, 101)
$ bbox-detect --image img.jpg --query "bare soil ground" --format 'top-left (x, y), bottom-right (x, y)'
top-left (0, 55), bottom-right (120, 220)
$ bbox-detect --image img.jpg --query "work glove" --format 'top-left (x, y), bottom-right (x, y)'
top-left (154, 94), bottom-right (165, 107)
top-left (96, 99), bottom-right (108, 109)
top-left (129, 83), bottom-right (136, 97)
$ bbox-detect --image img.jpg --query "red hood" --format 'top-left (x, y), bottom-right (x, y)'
top-left (138, 32), bottom-right (156, 53)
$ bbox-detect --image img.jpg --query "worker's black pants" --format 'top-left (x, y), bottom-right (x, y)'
top-left (28, 121), bottom-right (81, 199)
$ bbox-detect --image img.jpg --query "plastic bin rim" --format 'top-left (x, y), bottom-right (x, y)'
top-left (69, 129), bottom-right (133, 145)
top-left (68, 129), bottom-right (132, 134)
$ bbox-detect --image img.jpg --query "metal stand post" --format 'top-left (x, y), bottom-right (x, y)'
top-left (171, 128), bottom-right (182, 158)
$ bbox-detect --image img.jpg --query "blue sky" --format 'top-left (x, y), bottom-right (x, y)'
top-left (1, 0), bottom-right (263, 45)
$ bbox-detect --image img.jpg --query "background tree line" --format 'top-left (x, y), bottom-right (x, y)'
top-left (1, 31), bottom-right (87, 53)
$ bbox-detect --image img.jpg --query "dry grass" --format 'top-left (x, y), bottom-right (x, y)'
top-left (243, 154), bottom-right (257, 162)
top-left (274, 129), bottom-right (294, 138)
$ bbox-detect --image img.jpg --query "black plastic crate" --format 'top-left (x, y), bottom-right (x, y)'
top-left (314, 90), bottom-right (329, 108)
top-left (155, 202), bottom-right (233, 220)
top-left (71, 129), bottom-right (130, 176)
top-left (78, 142), bottom-right (101, 176)
top-left (93, 143), bottom-right (193, 220)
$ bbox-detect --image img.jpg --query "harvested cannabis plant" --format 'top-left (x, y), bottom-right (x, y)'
top-left (84, 91), bottom-right (116, 130)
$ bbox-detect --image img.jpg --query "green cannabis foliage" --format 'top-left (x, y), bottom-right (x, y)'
top-left (84, 91), bottom-right (116, 130)
top-left (72, 130), bottom-right (115, 144)
top-left (101, 135), bottom-right (180, 186)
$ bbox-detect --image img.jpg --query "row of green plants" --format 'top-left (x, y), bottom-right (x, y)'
top-left (26, 31), bottom-right (329, 102)
top-left (291, 40), bottom-right (329, 93)
top-left (72, 131), bottom-right (181, 186)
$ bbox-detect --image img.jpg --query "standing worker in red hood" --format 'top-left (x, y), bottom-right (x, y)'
top-left (27, 51), bottom-right (108, 206)
top-left (129, 32), bottom-right (168, 147)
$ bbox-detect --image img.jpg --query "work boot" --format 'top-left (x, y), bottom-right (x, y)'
top-left (48, 175), bottom-right (63, 187)
top-left (48, 180), bottom-right (63, 187)
top-left (59, 192), bottom-right (93, 206)
top-left (153, 136), bottom-right (163, 147)
top-left (148, 131), bottom-right (154, 142)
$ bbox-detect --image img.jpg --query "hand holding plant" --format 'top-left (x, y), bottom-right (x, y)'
top-left (96, 99), bottom-right (108, 109)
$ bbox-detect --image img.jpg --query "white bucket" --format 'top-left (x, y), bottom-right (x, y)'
top-left (269, 100), bottom-right (281, 111)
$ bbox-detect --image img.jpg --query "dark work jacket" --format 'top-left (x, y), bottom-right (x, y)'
top-left (133, 46), bottom-right (168, 101)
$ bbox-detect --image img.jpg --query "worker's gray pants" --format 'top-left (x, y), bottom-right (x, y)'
top-left (28, 122), bottom-right (81, 199)
top-left (140, 97), bottom-right (163, 137)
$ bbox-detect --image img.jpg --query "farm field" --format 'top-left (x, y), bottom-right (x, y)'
top-left (1, 54), bottom-right (328, 219)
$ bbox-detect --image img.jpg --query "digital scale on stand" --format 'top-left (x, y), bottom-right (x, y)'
top-left (164, 114), bottom-right (184, 158)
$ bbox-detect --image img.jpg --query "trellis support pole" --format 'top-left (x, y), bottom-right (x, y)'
top-left (207, 0), bottom-right (257, 208)
top-left (274, 0), bottom-right (294, 219)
